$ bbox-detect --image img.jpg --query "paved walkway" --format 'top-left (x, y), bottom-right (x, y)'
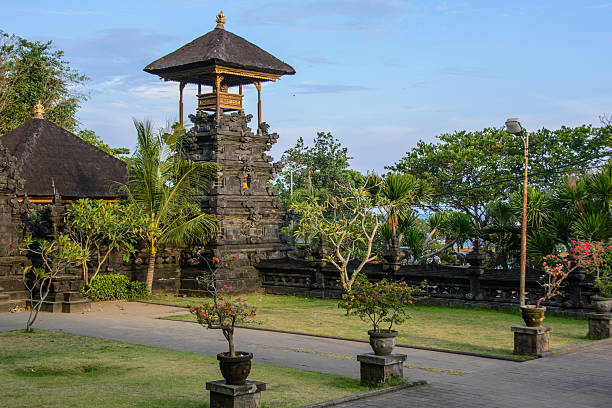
top-left (1, 301), bottom-right (611, 407)
top-left (335, 343), bottom-right (612, 408)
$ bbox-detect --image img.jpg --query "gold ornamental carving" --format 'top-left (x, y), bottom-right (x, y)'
top-left (32, 101), bottom-right (45, 119)
top-left (198, 92), bottom-right (244, 111)
top-left (215, 11), bottom-right (226, 29)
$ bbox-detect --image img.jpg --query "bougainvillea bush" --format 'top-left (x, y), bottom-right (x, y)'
top-left (338, 274), bottom-right (418, 332)
top-left (539, 240), bottom-right (612, 306)
top-left (567, 241), bottom-right (612, 297)
top-left (190, 284), bottom-right (257, 356)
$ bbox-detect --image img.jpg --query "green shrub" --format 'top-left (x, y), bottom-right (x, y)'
top-left (128, 281), bottom-right (150, 299)
top-left (82, 274), bottom-right (149, 301)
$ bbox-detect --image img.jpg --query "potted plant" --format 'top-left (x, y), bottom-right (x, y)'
top-left (521, 256), bottom-right (572, 327)
top-left (524, 241), bottom-right (609, 326)
top-left (338, 274), bottom-right (417, 355)
top-left (189, 253), bottom-right (257, 385)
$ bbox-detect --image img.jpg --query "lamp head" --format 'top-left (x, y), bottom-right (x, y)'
top-left (505, 118), bottom-right (524, 136)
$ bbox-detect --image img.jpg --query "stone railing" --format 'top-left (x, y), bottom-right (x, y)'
top-left (256, 258), bottom-right (596, 316)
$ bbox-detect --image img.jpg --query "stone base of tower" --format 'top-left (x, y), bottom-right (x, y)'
top-left (180, 111), bottom-right (291, 294)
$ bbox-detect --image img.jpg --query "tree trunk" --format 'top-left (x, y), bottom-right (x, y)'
top-left (146, 249), bottom-right (156, 292)
top-left (223, 328), bottom-right (235, 357)
top-left (228, 331), bottom-right (235, 357)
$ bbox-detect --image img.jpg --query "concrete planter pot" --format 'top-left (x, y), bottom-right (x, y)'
top-left (217, 351), bottom-right (253, 385)
top-left (520, 305), bottom-right (546, 327)
top-left (368, 329), bottom-right (398, 356)
top-left (592, 296), bottom-right (612, 313)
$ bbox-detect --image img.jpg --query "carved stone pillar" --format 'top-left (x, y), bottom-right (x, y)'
top-left (465, 239), bottom-right (486, 301)
top-left (383, 236), bottom-right (403, 278)
top-left (180, 111), bottom-right (290, 294)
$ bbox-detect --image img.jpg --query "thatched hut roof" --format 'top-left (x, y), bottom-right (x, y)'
top-left (144, 27), bottom-right (295, 84)
top-left (0, 119), bottom-right (127, 199)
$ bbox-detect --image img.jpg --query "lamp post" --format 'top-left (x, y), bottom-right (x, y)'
top-left (289, 166), bottom-right (320, 196)
top-left (505, 118), bottom-right (529, 307)
top-left (307, 169), bottom-right (321, 193)
top-left (289, 165), bottom-right (307, 196)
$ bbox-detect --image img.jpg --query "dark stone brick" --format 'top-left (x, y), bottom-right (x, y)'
top-left (587, 313), bottom-right (612, 340)
top-left (181, 112), bottom-right (291, 294)
top-left (511, 325), bottom-right (551, 356)
top-left (357, 353), bottom-right (406, 386)
top-left (206, 380), bottom-right (266, 408)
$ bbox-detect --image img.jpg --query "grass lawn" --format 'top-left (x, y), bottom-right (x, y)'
top-left (0, 329), bottom-right (373, 408)
top-left (149, 293), bottom-right (590, 359)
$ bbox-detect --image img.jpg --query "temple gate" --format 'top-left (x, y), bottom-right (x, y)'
top-left (144, 11), bottom-right (295, 292)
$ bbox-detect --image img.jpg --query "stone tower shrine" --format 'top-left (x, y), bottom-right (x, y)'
top-left (144, 11), bottom-right (295, 292)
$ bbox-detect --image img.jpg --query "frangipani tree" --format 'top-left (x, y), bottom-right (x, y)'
top-left (66, 199), bottom-right (141, 285)
top-left (291, 178), bottom-right (386, 291)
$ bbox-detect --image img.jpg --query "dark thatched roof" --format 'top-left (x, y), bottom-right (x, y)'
top-left (144, 28), bottom-right (295, 81)
top-left (0, 119), bottom-right (127, 198)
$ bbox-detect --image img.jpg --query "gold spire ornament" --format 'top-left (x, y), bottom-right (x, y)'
top-left (32, 101), bottom-right (45, 119)
top-left (215, 10), bottom-right (226, 29)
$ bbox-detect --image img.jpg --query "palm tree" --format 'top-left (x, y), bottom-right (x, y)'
top-left (400, 211), bottom-right (477, 265)
top-left (482, 162), bottom-right (612, 268)
top-left (119, 120), bottom-right (220, 291)
top-left (368, 173), bottom-right (429, 245)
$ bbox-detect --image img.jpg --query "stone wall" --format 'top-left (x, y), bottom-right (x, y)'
top-left (0, 199), bottom-right (183, 310)
top-left (0, 144), bottom-right (34, 311)
top-left (256, 258), bottom-right (597, 316)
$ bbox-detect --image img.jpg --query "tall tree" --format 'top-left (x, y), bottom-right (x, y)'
top-left (75, 128), bottom-right (130, 158)
top-left (0, 31), bottom-right (88, 134)
top-left (118, 120), bottom-right (220, 291)
top-left (482, 162), bottom-right (612, 268)
top-left (388, 125), bottom-right (612, 228)
top-left (274, 132), bottom-right (363, 202)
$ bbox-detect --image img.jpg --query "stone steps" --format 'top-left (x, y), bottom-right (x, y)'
top-left (1, 290), bottom-right (28, 300)
top-left (0, 281), bottom-right (28, 311)
top-left (0, 277), bottom-right (26, 292)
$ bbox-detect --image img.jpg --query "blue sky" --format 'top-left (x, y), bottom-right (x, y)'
top-left (3, 1), bottom-right (611, 173)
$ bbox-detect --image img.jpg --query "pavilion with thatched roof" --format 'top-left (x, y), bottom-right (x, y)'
top-left (144, 11), bottom-right (295, 126)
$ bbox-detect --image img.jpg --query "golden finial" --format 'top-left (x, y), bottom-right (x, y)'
top-left (32, 101), bottom-right (45, 119)
top-left (215, 10), bottom-right (226, 29)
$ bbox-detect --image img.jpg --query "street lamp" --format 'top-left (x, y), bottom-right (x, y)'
top-left (307, 169), bottom-right (321, 192)
top-left (289, 166), bottom-right (320, 196)
top-left (289, 165), bottom-right (306, 196)
top-left (505, 117), bottom-right (529, 307)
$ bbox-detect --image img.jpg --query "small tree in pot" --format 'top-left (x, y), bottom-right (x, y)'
top-left (189, 254), bottom-right (257, 385)
top-left (524, 240), bottom-right (611, 326)
top-left (338, 274), bottom-right (418, 355)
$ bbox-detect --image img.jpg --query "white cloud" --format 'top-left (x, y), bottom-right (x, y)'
top-left (17, 8), bottom-right (109, 16)
top-left (128, 82), bottom-right (178, 99)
